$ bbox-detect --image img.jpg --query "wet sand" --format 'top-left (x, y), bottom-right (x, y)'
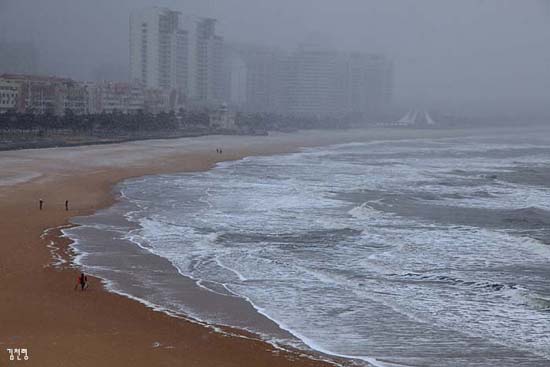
top-left (0, 128), bottom-right (505, 366)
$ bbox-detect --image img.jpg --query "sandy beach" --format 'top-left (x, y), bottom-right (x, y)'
top-left (0, 127), bottom-right (512, 366)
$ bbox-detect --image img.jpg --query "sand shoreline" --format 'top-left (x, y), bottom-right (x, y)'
top-left (60, 201), bottom-right (325, 362)
top-left (45, 224), bottom-right (339, 366)
top-left (1, 127), bottom-right (534, 366)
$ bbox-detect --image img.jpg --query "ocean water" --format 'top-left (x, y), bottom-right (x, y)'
top-left (65, 132), bottom-right (550, 366)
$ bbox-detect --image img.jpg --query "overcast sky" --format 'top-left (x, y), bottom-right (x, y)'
top-left (1, 0), bottom-right (549, 113)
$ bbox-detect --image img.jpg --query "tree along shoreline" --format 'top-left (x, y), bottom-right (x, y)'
top-left (0, 110), bottom-right (359, 151)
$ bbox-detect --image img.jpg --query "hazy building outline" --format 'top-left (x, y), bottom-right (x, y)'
top-left (130, 7), bottom-right (188, 92)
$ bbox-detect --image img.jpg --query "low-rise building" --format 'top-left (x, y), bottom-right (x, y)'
top-left (88, 81), bottom-right (145, 114)
top-left (60, 81), bottom-right (90, 115)
top-left (1, 74), bottom-right (187, 117)
top-left (0, 74), bottom-right (89, 116)
top-left (144, 88), bottom-right (168, 114)
top-left (88, 81), bottom-right (184, 115)
top-left (8, 75), bottom-right (63, 115)
top-left (0, 78), bottom-right (20, 114)
top-left (209, 103), bottom-right (236, 130)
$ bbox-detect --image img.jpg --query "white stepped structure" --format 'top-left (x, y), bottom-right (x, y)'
top-left (397, 110), bottom-right (413, 125)
top-left (425, 111), bottom-right (436, 125)
top-left (395, 110), bottom-right (437, 126)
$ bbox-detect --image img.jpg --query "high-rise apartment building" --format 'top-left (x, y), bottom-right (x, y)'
top-left (130, 7), bottom-right (188, 92)
top-left (223, 42), bottom-right (393, 118)
top-left (344, 53), bottom-right (393, 117)
top-left (180, 16), bottom-right (224, 105)
top-left (130, 8), bottom-right (224, 106)
top-left (285, 43), bottom-right (342, 117)
top-left (224, 44), bottom-right (287, 113)
top-left (222, 47), bottom-right (247, 109)
top-left (363, 55), bottom-right (393, 117)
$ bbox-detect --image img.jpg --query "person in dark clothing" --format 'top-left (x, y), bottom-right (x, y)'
top-left (75, 273), bottom-right (88, 291)
top-left (39, 199), bottom-right (43, 210)
top-left (65, 200), bottom-right (69, 211)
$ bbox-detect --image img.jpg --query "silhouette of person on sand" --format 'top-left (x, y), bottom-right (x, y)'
top-left (75, 273), bottom-right (88, 291)
top-left (65, 200), bottom-right (69, 211)
top-left (39, 199), bottom-right (43, 210)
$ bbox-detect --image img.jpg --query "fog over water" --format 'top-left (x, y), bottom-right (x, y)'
top-left (1, 0), bottom-right (549, 114)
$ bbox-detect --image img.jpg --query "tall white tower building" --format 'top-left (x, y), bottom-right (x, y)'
top-left (130, 7), bottom-right (188, 92)
top-left (130, 8), bottom-right (224, 106)
top-left (180, 16), bottom-right (224, 104)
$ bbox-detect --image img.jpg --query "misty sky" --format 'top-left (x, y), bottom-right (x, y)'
top-left (1, 0), bottom-right (549, 113)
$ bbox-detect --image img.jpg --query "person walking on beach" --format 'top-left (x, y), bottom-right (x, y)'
top-left (74, 272), bottom-right (88, 291)
top-left (65, 200), bottom-right (69, 211)
top-left (39, 199), bottom-right (44, 210)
